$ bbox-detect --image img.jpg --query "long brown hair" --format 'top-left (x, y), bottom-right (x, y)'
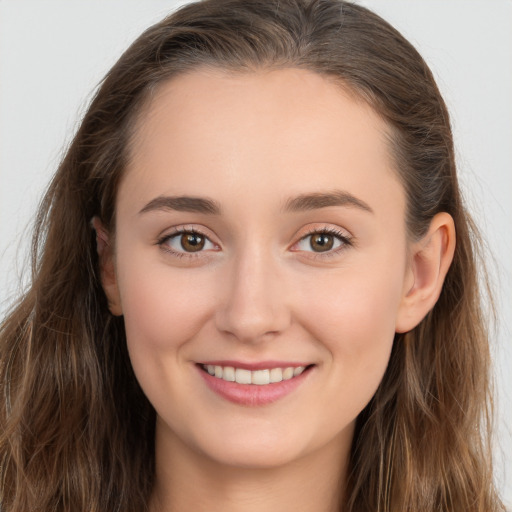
top-left (0, 1), bottom-right (504, 510)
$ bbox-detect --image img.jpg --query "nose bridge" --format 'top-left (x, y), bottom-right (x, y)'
top-left (215, 236), bottom-right (290, 343)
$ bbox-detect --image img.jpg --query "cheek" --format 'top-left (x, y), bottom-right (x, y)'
top-left (114, 255), bottom-right (220, 423)
top-left (114, 251), bottom-right (217, 372)
top-left (297, 263), bottom-right (404, 405)
top-left (300, 262), bottom-right (403, 343)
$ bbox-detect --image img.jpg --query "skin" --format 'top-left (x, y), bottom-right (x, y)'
top-left (95, 67), bottom-right (455, 511)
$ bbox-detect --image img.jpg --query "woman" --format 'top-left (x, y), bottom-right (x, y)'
top-left (0, 0), bottom-right (505, 510)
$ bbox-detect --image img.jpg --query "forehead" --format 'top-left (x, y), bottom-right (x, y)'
top-left (121, 67), bottom-right (404, 220)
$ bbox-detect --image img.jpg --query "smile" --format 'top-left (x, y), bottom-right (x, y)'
top-left (201, 364), bottom-right (307, 385)
top-left (197, 362), bottom-right (314, 406)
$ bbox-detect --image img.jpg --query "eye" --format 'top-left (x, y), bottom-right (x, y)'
top-left (293, 228), bottom-right (352, 254)
top-left (158, 229), bottom-right (217, 255)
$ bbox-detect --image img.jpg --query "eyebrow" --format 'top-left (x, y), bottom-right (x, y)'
top-left (139, 195), bottom-right (221, 215)
top-left (138, 190), bottom-right (373, 216)
top-left (283, 190), bottom-right (373, 214)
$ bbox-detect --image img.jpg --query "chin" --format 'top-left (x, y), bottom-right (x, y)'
top-left (201, 440), bottom-right (308, 470)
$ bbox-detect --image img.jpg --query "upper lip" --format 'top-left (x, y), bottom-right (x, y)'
top-left (197, 360), bottom-right (313, 371)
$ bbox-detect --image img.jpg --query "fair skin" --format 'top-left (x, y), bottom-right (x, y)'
top-left (94, 68), bottom-right (455, 512)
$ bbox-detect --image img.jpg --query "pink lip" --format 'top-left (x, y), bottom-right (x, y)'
top-left (196, 363), bottom-right (314, 406)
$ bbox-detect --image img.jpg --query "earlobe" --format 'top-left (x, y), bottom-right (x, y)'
top-left (395, 212), bottom-right (456, 333)
top-left (91, 216), bottom-right (123, 316)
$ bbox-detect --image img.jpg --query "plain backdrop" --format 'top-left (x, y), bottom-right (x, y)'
top-left (1, 0), bottom-right (511, 505)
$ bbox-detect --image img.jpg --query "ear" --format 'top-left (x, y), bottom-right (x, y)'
top-left (395, 212), bottom-right (455, 333)
top-left (91, 216), bottom-right (123, 316)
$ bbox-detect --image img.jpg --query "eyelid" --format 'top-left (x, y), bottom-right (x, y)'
top-left (290, 225), bottom-right (354, 257)
top-left (156, 225), bottom-right (220, 257)
top-left (155, 223), bottom-right (353, 260)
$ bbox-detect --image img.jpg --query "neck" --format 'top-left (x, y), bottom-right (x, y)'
top-left (150, 422), bottom-right (353, 512)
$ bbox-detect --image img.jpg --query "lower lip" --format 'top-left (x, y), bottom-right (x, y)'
top-left (197, 365), bottom-right (313, 406)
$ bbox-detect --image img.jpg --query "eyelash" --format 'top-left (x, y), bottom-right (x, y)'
top-left (295, 227), bottom-right (353, 258)
top-left (157, 227), bottom-right (215, 260)
top-left (156, 226), bottom-right (353, 260)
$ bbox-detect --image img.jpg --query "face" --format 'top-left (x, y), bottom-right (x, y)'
top-left (107, 68), bottom-right (414, 470)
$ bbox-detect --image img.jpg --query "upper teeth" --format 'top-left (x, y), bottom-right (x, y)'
top-left (204, 365), bottom-right (306, 385)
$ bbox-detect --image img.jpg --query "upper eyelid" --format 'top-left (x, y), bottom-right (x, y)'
top-left (157, 224), bottom-right (353, 252)
top-left (295, 224), bottom-right (353, 242)
top-left (292, 228), bottom-right (352, 249)
top-left (157, 228), bottom-right (218, 258)
top-left (157, 224), bottom-right (217, 242)
top-left (301, 226), bottom-right (350, 238)
top-left (159, 230), bottom-right (217, 247)
top-left (158, 224), bottom-right (351, 238)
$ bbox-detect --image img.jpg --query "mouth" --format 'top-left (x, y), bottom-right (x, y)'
top-left (196, 362), bottom-right (315, 406)
top-left (199, 363), bottom-right (311, 385)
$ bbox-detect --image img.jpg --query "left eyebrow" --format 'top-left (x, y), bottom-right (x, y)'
top-left (138, 195), bottom-right (222, 215)
top-left (283, 190), bottom-right (374, 214)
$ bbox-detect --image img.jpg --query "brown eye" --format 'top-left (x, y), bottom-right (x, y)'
top-left (294, 229), bottom-right (349, 255)
top-left (180, 232), bottom-right (205, 252)
top-left (310, 233), bottom-right (334, 252)
top-left (159, 229), bottom-right (216, 256)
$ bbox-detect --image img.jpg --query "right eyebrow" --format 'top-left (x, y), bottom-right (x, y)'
top-left (283, 190), bottom-right (373, 214)
top-left (138, 195), bottom-right (222, 215)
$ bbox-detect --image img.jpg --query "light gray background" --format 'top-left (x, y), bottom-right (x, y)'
top-left (1, 0), bottom-right (510, 505)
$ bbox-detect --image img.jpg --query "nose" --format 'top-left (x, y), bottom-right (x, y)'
top-left (215, 244), bottom-right (291, 344)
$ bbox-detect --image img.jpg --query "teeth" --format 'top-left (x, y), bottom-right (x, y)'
top-left (235, 368), bottom-right (251, 384)
top-left (203, 364), bottom-right (307, 385)
top-left (252, 369), bottom-right (270, 385)
top-left (293, 366), bottom-right (305, 376)
top-left (269, 368), bottom-right (283, 383)
top-left (223, 366), bottom-right (235, 382)
top-left (282, 367), bottom-right (294, 380)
